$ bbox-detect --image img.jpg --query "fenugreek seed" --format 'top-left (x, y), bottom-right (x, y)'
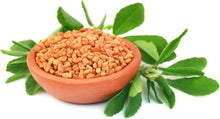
top-left (64, 61), bottom-right (71, 67)
top-left (72, 58), bottom-right (82, 63)
top-left (62, 73), bottom-right (72, 78)
top-left (58, 56), bottom-right (67, 62)
top-left (72, 65), bottom-right (79, 71)
top-left (115, 66), bottom-right (122, 72)
top-left (49, 69), bottom-right (55, 74)
top-left (98, 60), bottom-right (103, 68)
top-left (121, 63), bottom-right (127, 68)
top-left (96, 68), bottom-right (101, 73)
top-left (100, 71), bottom-right (106, 76)
top-left (78, 63), bottom-right (85, 70)
top-left (45, 64), bottom-right (51, 72)
top-left (64, 67), bottom-right (72, 72)
top-left (93, 63), bottom-right (97, 69)
top-left (35, 28), bottom-right (133, 79)
top-left (54, 43), bottom-right (66, 49)
top-left (53, 59), bottom-right (61, 66)
top-left (78, 70), bottom-right (84, 79)
top-left (124, 53), bottom-right (133, 59)
top-left (125, 59), bottom-right (132, 63)
top-left (102, 62), bottom-right (109, 71)
top-left (55, 71), bottom-right (62, 76)
top-left (82, 58), bottom-right (90, 65)
top-left (86, 73), bottom-right (95, 78)
top-left (92, 56), bottom-right (99, 63)
top-left (58, 64), bottom-right (64, 72)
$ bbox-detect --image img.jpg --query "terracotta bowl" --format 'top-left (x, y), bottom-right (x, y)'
top-left (27, 38), bottom-right (141, 104)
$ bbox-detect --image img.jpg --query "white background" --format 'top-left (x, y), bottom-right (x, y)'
top-left (0, 0), bottom-right (219, 119)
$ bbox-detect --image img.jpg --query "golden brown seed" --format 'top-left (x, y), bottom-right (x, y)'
top-left (115, 66), bottom-right (122, 72)
top-left (86, 73), bottom-right (95, 78)
top-left (92, 56), bottom-right (99, 63)
top-left (96, 68), bottom-right (101, 74)
top-left (97, 60), bottom-right (103, 68)
top-left (62, 73), bottom-right (72, 78)
top-left (58, 56), bottom-right (67, 62)
top-left (102, 62), bottom-right (109, 71)
top-left (58, 64), bottom-right (65, 72)
top-left (100, 71), bottom-right (106, 76)
top-left (35, 28), bottom-right (133, 79)
top-left (125, 59), bottom-right (132, 63)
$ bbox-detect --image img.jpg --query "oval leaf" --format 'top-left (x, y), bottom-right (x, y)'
top-left (81, 0), bottom-right (94, 26)
top-left (168, 57), bottom-right (207, 71)
top-left (167, 76), bottom-right (219, 96)
top-left (159, 67), bottom-right (204, 77)
top-left (147, 79), bottom-right (151, 102)
top-left (6, 57), bottom-right (27, 73)
top-left (154, 29), bottom-right (188, 66)
top-left (104, 84), bottom-right (130, 117)
top-left (155, 76), bottom-right (175, 109)
top-left (129, 72), bottom-right (142, 97)
top-left (134, 40), bottom-right (159, 61)
top-left (150, 80), bottom-right (163, 104)
top-left (124, 35), bottom-right (176, 64)
top-left (10, 39), bottom-right (36, 51)
top-left (113, 3), bottom-right (144, 35)
top-left (25, 75), bottom-right (42, 95)
top-left (124, 92), bottom-right (142, 118)
top-left (97, 14), bottom-right (106, 30)
top-left (5, 65), bottom-right (30, 83)
top-left (1, 50), bottom-right (27, 56)
top-left (57, 7), bottom-right (83, 30)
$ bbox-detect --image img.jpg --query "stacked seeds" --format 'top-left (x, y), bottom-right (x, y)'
top-left (34, 28), bottom-right (133, 79)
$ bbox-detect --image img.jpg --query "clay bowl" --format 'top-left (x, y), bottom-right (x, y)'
top-left (27, 38), bottom-right (141, 104)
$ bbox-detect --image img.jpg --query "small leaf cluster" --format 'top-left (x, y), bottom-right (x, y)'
top-left (0, 1), bottom-right (110, 95)
top-left (1, 40), bottom-right (41, 95)
top-left (104, 2), bottom-right (219, 118)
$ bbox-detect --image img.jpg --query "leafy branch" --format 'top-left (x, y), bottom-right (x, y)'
top-left (104, 2), bottom-right (219, 118)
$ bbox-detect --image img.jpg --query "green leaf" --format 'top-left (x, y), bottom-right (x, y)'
top-left (10, 39), bottom-right (36, 51)
top-left (57, 7), bottom-right (83, 30)
top-left (168, 57), bottom-right (207, 71)
top-left (124, 92), bottom-right (142, 118)
top-left (81, 0), bottom-right (94, 26)
top-left (103, 24), bottom-right (113, 30)
top-left (154, 29), bottom-right (188, 66)
top-left (1, 50), bottom-right (27, 56)
top-left (159, 67), bottom-right (204, 77)
top-left (12, 40), bottom-right (31, 51)
top-left (147, 79), bottom-right (151, 102)
top-left (6, 57), bottom-right (27, 73)
top-left (167, 76), bottom-right (219, 96)
top-left (134, 40), bottom-right (159, 61)
top-left (113, 3), bottom-right (144, 35)
top-left (6, 66), bottom-right (30, 83)
top-left (48, 27), bottom-right (68, 37)
top-left (150, 80), bottom-right (163, 104)
top-left (25, 75), bottom-right (42, 95)
top-left (155, 76), bottom-right (175, 109)
top-left (129, 72), bottom-right (142, 97)
top-left (104, 84), bottom-right (130, 117)
top-left (124, 35), bottom-right (176, 64)
top-left (97, 14), bottom-right (106, 30)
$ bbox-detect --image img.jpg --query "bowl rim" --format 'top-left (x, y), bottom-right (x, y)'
top-left (27, 38), bottom-right (141, 85)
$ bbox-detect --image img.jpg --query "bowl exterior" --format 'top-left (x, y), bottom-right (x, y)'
top-left (27, 38), bottom-right (141, 104)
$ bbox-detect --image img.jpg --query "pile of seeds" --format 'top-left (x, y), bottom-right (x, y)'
top-left (34, 28), bottom-right (133, 79)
